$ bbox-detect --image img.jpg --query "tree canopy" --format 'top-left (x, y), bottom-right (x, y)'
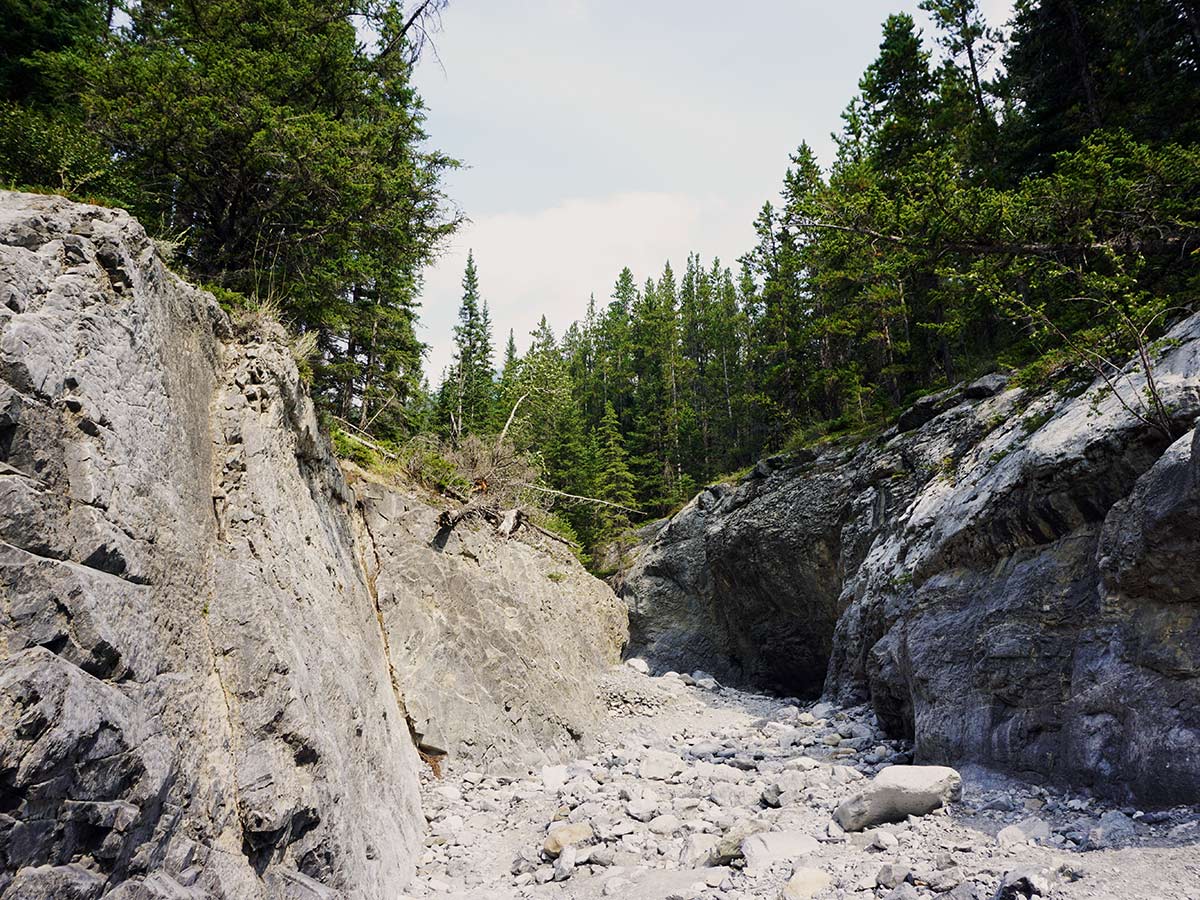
top-left (4, 0), bottom-right (1197, 562)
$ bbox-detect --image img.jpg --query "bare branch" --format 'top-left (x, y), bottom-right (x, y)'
top-left (495, 393), bottom-right (528, 452)
top-left (1025, 305), bottom-right (1173, 439)
top-left (373, 0), bottom-right (446, 67)
top-left (514, 482), bottom-right (642, 516)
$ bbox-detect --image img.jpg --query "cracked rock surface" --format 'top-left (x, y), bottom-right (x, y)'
top-left (352, 479), bottom-right (627, 770)
top-left (0, 191), bottom-right (627, 898)
top-left (0, 190), bottom-right (425, 898)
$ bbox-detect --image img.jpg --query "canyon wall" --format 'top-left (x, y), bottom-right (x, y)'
top-left (0, 191), bottom-right (626, 899)
top-left (618, 322), bottom-right (1200, 805)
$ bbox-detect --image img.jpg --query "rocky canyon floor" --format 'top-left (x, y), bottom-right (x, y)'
top-left (405, 665), bottom-right (1200, 900)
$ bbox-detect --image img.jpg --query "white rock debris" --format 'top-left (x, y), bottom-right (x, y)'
top-left (406, 666), bottom-right (1200, 900)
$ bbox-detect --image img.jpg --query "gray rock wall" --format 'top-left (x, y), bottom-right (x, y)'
top-left (617, 317), bottom-right (1200, 804)
top-left (352, 481), bottom-right (627, 771)
top-left (0, 191), bottom-right (424, 899)
top-left (0, 191), bottom-right (629, 898)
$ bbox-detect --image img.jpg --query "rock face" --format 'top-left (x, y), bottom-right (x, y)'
top-left (618, 314), bottom-right (1200, 803)
top-left (0, 190), bottom-right (424, 898)
top-left (352, 480), bottom-right (627, 769)
top-left (0, 191), bottom-right (628, 897)
top-left (615, 452), bottom-right (851, 691)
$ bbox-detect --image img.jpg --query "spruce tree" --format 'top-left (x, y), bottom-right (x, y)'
top-left (513, 319), bottom-right (593, 499)
top-left (860, 13), bottom-right (937, 170)
top-left (448, 251), bottom-right (496, 438)
top-left (918, 0), bottom-right (999, 128)
top-left (595, 402), bottom-right (637, 535)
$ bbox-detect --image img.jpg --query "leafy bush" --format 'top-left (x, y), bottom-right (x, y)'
top-left (0, 102), bottom-right (131, 201)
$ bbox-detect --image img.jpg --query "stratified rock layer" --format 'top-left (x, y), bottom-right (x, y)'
top-left (618, 318), bottom-right (1200, 803)
top-left (0, 191), bottom-right (628, 897)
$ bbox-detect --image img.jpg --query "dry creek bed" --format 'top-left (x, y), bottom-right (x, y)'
top-left (402, 664), bottom-right (1200, 900)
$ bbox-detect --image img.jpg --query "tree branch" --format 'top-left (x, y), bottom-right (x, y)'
top-left (514, 482), bottom-right (642, 515)
top-left (805, 221), bottom-right (1194, 260)
top-left (495, 393), bottom-right (528, 452)
top-left (374, 0), bottom-right (439, 65)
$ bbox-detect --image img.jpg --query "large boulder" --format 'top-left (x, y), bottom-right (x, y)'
top-left (833, 765), bottom-right (962, 831)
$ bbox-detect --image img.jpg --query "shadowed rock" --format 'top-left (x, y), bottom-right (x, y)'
top-left (617, 313), bottom-right (1200, 803)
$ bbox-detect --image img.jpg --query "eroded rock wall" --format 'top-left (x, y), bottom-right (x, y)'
top-left (618, 319), bottom-right (1200, 803)
top-left (352, 481), bottom-right (627, 770)
top-left (0, 191), bottom-right (629, 898)
top-left (0, 191), bottom-right (424, 898)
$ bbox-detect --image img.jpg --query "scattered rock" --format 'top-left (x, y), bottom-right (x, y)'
top-left (873, 829), bottom-right (900, 851)
top-left (877, 863), bottom-right (911, 889)
top-left (649, 813), bottom-right (681, 835)
top-left (780, 866), bottom-right (832, 899)
top-left (741, 831), bottom-right (821, 873)
top-left (543, 822), bottom-right (593, 857)
top-left (992, 866), bottom-right (1051, 899)
top-left (1086, 810), bottom-right (1136, 849)
top-left (640, 749), bottom-right (685, 780)
top-left (552, 845), bottom-right (577, 881)
top-left (834, 766), bottom-right (962, 831)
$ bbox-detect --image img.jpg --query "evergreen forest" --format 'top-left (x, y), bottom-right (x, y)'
top-left (4, 0), bottom-right (1199, 561)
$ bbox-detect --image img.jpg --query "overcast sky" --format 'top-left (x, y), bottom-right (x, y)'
top-left (414, 0), bottom-right (1015, 380)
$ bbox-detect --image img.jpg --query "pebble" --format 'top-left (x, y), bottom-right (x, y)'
top-left (780, 866), bottom-right (832, 899)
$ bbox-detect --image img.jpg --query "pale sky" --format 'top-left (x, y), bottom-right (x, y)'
top-left (414, 1), bottom-right (1015, 380)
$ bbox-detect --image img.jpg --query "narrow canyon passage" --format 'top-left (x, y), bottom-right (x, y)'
top-left (405, 664), bottom-right (1200, 900)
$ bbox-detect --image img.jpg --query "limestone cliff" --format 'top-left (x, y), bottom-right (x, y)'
top-left (617, 316), bottom-right (1200, 805)
top-left (351, 479), bottom-right (626, 770)
top-left (0, 191), bottom-right (626, 898)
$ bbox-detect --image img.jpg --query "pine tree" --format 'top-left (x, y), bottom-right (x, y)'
top-left (919, 0), bottom-right (999, 128)
top-left (860, 13), bottom-right (937, 170)
top-left (447, 251), bottom-right (496, 438)
top-left (595, 402), bottom-right (636, 535)
top-left (512, 318), bottom-right (595, 530)
top-left (1001, 0), bottom-right (1200, 168)
top-left (495, 328), bottom-right (521, 425)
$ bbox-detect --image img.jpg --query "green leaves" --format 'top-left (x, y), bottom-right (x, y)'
top-left (27, 0), bottom-right (460, 430)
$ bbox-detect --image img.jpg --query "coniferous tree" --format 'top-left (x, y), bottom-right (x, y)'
top-left (860, 13), bottom-right (938, 170)
top-left (1002, 0), bottom-right (1200, 170)
top-left (919, 0), bottom-right (999, 129)
top-left (446, 251), bottom-right (496, 438)
top-left (0, 0), bottom-right (123, 196)
top-left (496, 328), bottom-right (521, 425)
top-left (511, 317), bottom-right (596, 537)
top-left (595, 402), bottom-right (636, 533)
